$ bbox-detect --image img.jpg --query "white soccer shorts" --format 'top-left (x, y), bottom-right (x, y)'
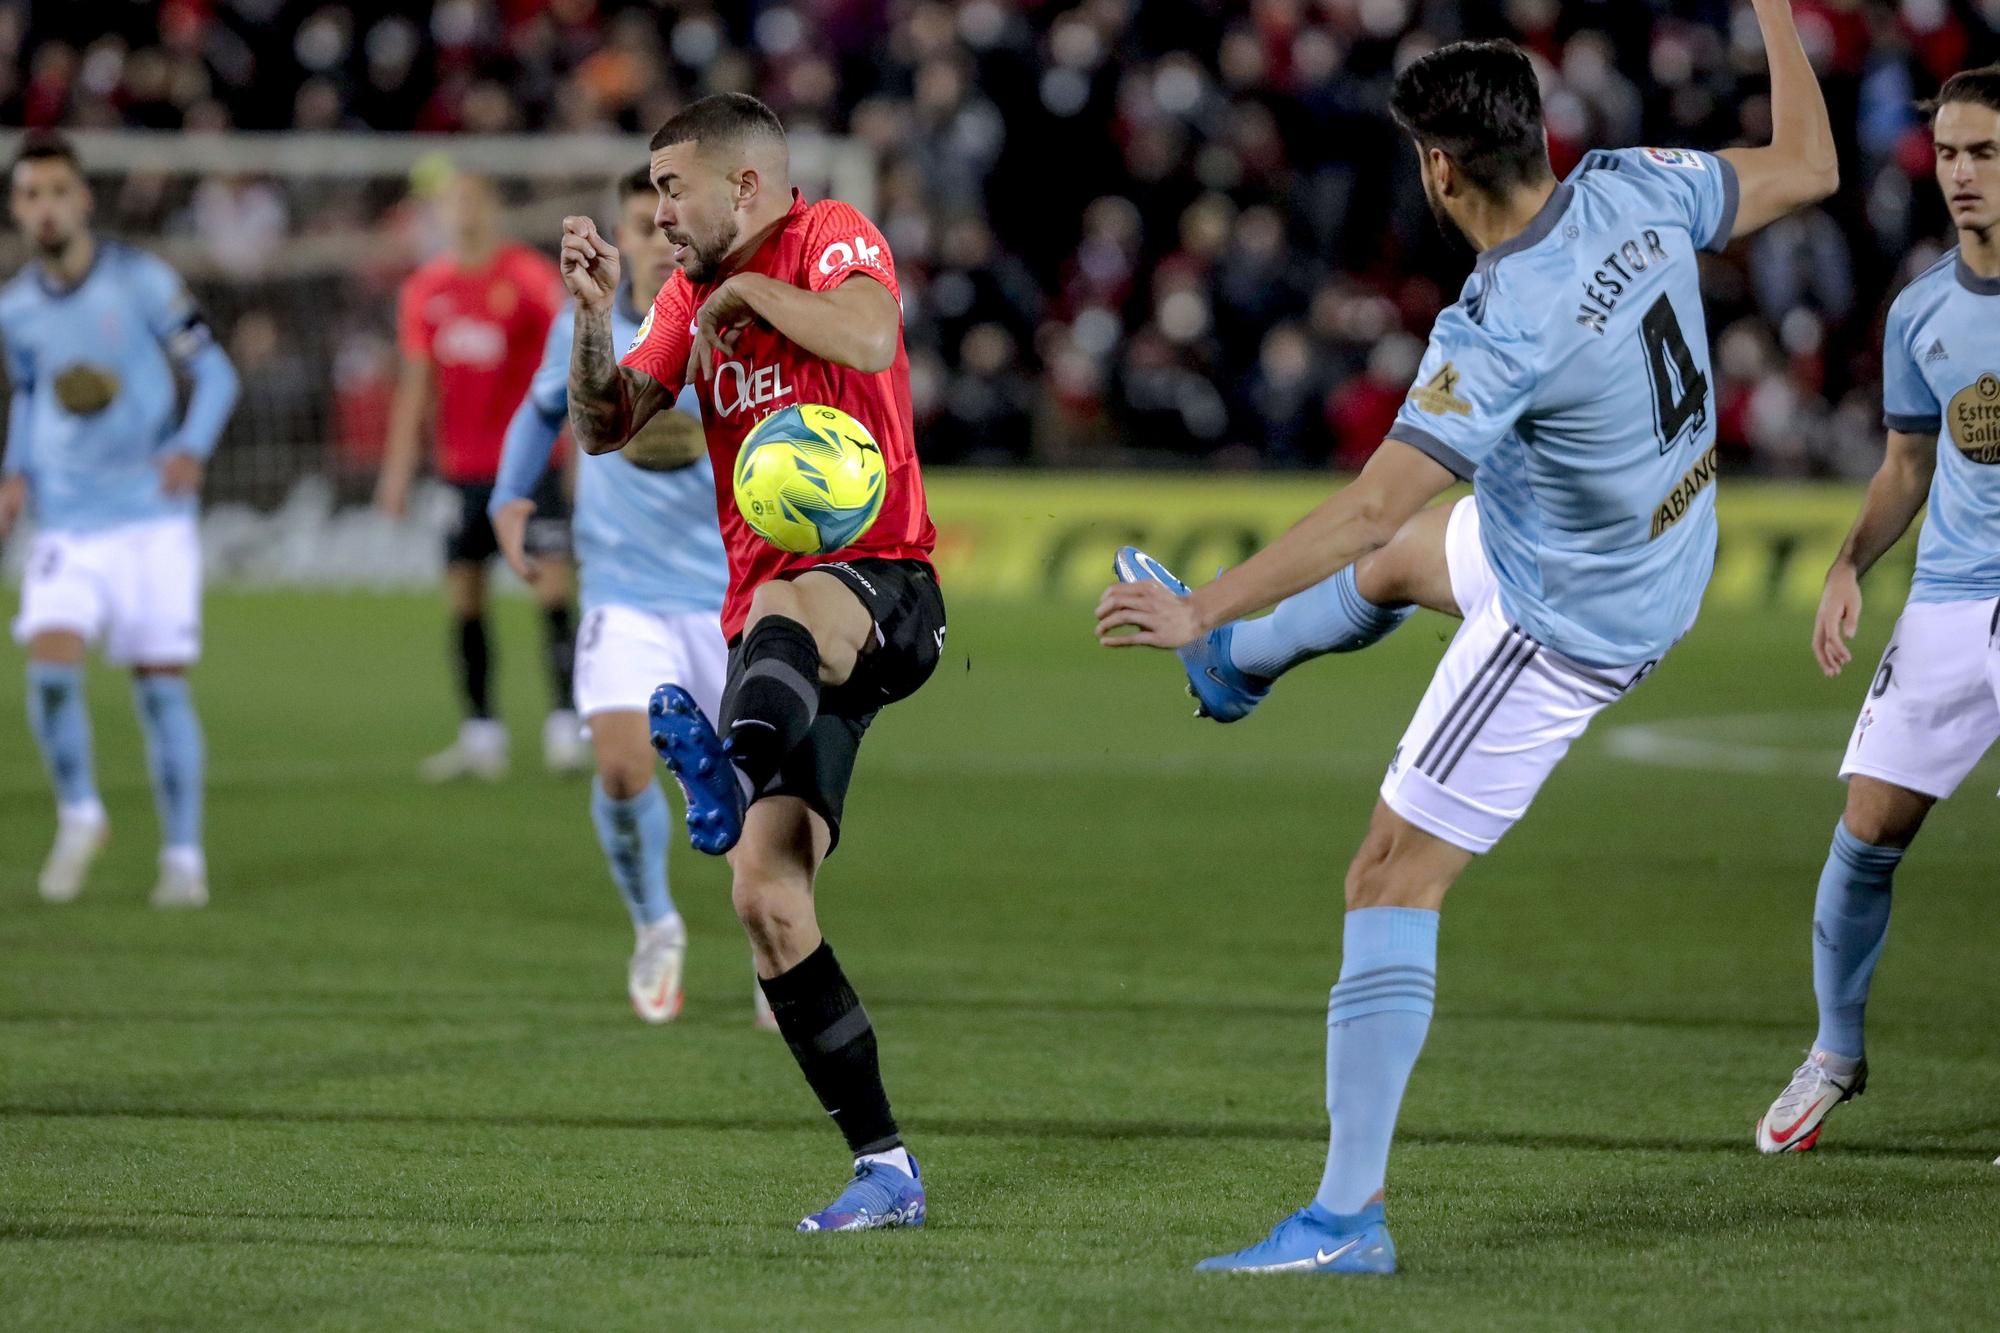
top-left (573, 603), bottom-right (728, 724)
top-left (11, 516), bottom-right (202, 666)
top-left (1840, 595), bottom-right (2000, 800)
top-left (1379, 499), bottom-right (1672, 854)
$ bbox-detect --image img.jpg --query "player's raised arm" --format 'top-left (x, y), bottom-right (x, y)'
top-left (562, 215), bottom-right (669, 453)
top-left (1096, 442), bottom-right (1457, 648)
top-left (1716, 0), bottom-right (1840, 239)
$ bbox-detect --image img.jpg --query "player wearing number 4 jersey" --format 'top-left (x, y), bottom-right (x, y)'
top-left (562, 94), bottom-right (941, 1233)
top-left (1099, 7), bottom-right (1836, 1273)
top-left (1755, 65), bottom-right (2000, 1156)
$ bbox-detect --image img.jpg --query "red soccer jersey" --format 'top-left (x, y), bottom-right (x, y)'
top-left (621, 191), bottom-right (938, 640)
top-left (398, 242), bottom-right (564, 483)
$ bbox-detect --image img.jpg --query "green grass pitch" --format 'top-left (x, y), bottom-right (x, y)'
top-left (3, 587), bottom-right (1997, 1330)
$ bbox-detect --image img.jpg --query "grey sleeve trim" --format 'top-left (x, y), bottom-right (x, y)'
top-left (1388, 425), bottom-right (1478, 481)
top-left (1706, 154), bottom-right (1741, 254)
top-left (1884, 412), bottom-right (1942, 434)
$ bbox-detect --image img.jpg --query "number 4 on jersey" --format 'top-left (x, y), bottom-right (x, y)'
top-left (1640, 295), bottom-right (1708, 453)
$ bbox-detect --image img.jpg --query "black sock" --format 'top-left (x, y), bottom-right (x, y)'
top-left (455, 615), bottom-right (492, 719)
top-left (722, 615), bottom-right (820, 792)
top-left (543, 604), bottom-right (576, 708)
top-left (759, 942), bottom-right (900, 1156)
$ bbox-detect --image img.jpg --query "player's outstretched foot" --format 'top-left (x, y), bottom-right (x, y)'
top-left (797, 1155), bottom-right (926, 1232)
top-left (1195, 1203), bottom-right (1396, 1275)
top-left (39, 814), bottom-right (108, 903)
top-left (1756, 1050), bottom-right (1867, 1153)
top-left (628, 913), bottom-right (686, 1024)
top-left (1112, 546), bottom-right (1270, 722)
top-left (648, 684), bottom-right (745, 856)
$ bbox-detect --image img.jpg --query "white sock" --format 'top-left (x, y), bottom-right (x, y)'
top-left (857, 1146), bottom-right (913, 1176)
top-left (59, 798), bottom-right (107, 828)
top-left (162, 845), bottom-right (206, 878)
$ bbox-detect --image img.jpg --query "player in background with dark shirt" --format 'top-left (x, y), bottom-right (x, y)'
top-left (377, 170), bottom-right (584, 781)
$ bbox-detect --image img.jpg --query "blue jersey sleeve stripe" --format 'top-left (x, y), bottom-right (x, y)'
top-left (1705, 155), bottom-right (1740, 254)
top-left (1389, 427), bottom-right (1478, 481)
top-left (1884, 412), bottom-right (1942, 433)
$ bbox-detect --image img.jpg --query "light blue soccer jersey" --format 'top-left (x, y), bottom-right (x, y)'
top-left (491, 285), bottom-right (726, 620)
top-left (0, 240), bottom-right (238, 533)
top-left (1880, 250), bottom-right (2000, 603)
top-left (1390, 147), bottom-right (1739, 667)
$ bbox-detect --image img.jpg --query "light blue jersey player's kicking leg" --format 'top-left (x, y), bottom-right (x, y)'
top-left (1756, 66), bottom-right (2000, 1154)
top-left (489, 169), bottom-right (749, 1025)
top-left (1, 133), bottom-right (239, 907)
top-left (1100, 13), bottom-right (1835, 1273)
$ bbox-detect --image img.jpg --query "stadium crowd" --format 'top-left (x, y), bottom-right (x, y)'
top-left (4, 0), bottom-right (2000, 477)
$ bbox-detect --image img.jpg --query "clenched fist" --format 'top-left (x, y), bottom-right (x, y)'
top-left (560, 216), bottom-right (621, 311)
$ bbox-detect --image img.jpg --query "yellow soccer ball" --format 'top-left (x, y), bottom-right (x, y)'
top-left (732, 404), bottom-right (887, 555)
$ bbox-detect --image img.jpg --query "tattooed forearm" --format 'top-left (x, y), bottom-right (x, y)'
top-left (568, 302), bottom-right (631, 453)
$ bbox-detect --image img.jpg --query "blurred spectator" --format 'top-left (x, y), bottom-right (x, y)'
top-left (0, 0), bottom-right (1994, 477)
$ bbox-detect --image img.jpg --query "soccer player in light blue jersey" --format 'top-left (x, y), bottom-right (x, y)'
top-left (1756, 66), bottom-right (2000, 1155)
top-left (0, 133), bottom-right (239, 909)
top-left (489, 168), bottom-right (733, 1025)
top-left (1097, 3), bottom-right (1836, 1272)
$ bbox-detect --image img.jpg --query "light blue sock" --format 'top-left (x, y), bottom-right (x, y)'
top-left (592, 779), bottom-right (674, 927)
top-left (1315, 906), bottom-right (1439, 1216)
top-left (133, 675), bottom-right (204, 852)
top-left (26, 661), bottom-right (99, 812)
top-left (1811, 824), bottom-right (1902, 1059)
top-left (1228, 566), bottom-right (1414, 680)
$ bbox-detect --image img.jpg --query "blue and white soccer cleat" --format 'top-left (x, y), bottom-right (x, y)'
top-left (1194, 1202), bottom-right (1397, 1275)
top-left (797, 1155), bottom-right (926, 1232)
top-left (647, 684), bottom-right (746, 856)
top-left (1112, 546), bottom-right (1270, 722)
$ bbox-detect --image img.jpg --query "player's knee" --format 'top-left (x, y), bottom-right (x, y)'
top-left (596, 753), bottom-right (653, 800)
top-left (1343, 836), bottom-right (1442, 911)
top-left (1840, 784), bottom-right (1929, 849)
top-left (1343, 838), bottom-right (1395, 911)
top-left (1353, 546), bottom-right (1400, 606)
top-left (731, 872), bottom-right (810, 945)
top-left (744, 579), bottom-right (803, 631)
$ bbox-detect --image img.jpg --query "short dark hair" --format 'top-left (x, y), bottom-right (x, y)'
top-left (1921, 63), bottom-right (2000, 120)
top-left (616, 165), bottom-right (654, 202)
top-left (1389, 40), bottom-right (1551, 195)
top-left (12, 129), bottom-right (82, 176)
top-left (648, 93), bottom-right (786, 155)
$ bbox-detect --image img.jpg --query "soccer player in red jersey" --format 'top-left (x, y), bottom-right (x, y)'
top-left (376, 170), bottom-right (585, 781)
top-left (563, 94), bottom-right (945, 1233)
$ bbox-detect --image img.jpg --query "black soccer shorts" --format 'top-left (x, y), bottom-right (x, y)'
top-left (445, 473), bottom-right (570, 566)
top-left (721, 557), bottom-right (946, 851)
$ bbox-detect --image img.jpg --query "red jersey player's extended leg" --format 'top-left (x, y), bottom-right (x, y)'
top-left (734, 796), bottom-right (909, 1163)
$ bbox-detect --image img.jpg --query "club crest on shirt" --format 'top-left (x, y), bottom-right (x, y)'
top-left (621, 407), bottom-right (705, 471)
top-left (1643, 147), bottom-right (1705, 171)
top-left (1946, 372), bottom-right (2000, 464)
top-left (627, 307), bottom-right (654, 354)
top-left (1408, 362), bottom-right (1471, 416)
